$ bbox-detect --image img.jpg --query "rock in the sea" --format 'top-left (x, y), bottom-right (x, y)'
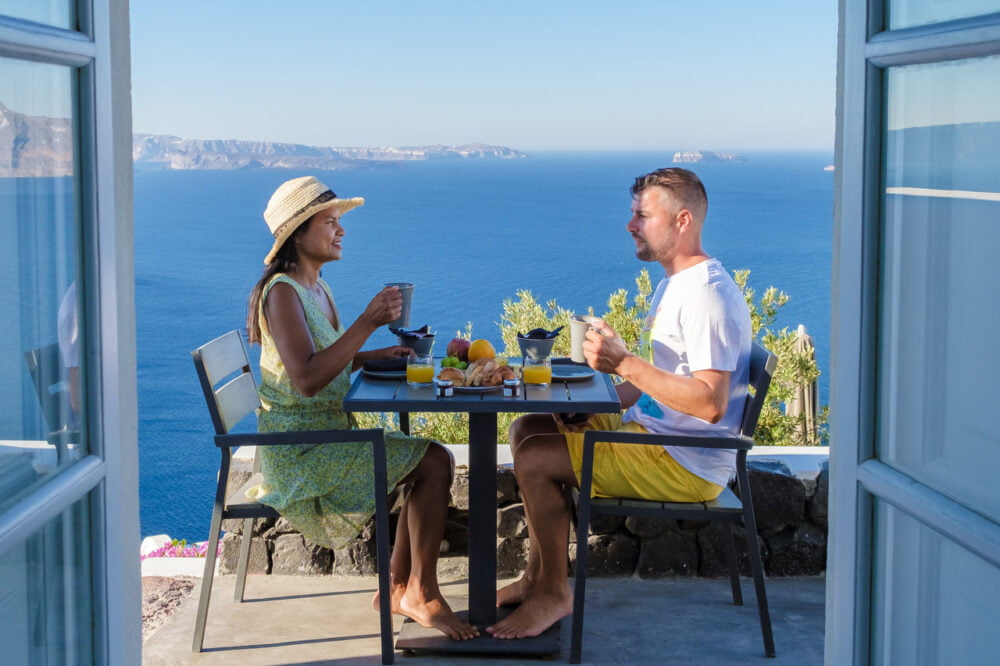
top-left (672, 150), bottom-right (745, 163)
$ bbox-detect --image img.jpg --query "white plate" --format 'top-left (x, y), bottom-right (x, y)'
top-left (452, 385), bottom-right (501, 394)
top-left (551, 366), bottom-right (596, 382)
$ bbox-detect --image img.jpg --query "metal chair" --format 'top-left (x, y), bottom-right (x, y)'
top-left (24, 343), bottom-right (77, 462)
top-left (190, 330), bottom-right (395, 664)
top-left (570, 342), bottom-right (778, 662)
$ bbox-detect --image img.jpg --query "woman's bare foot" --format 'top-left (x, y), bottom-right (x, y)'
top-left (371, 581), bottom-right (406, 614)
top-left (374, 583), bottom-right (479, 640)
top-left (399, 588), bottom-right (479, 640)
top-left (486, 586), bottom-right (572, 639)
top-left (495, 576), bottom-right (530, 607)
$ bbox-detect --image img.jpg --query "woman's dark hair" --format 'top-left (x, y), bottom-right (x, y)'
top-left (246, 222), bottom-right (308, 345)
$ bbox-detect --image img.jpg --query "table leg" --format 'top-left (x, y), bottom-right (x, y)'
top-left (394, 410), bottom-right (560, 656)
top-left (467, 411), bottom-right (498, 627)
top-left (398, 412), bottom-right (409, 436)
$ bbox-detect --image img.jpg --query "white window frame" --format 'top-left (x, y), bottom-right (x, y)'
top-left (830, 2), bottom-right (1000, 663)
top-left (0, 2), bottom-right (138, 663)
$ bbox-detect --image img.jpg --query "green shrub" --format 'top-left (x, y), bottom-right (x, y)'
top-left (358, 269), bottom-right (827, 447)
top-left (733, 270), bottom-right (828, 446)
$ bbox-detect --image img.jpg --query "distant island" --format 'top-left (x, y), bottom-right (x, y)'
top-left (0, 102), bottom-right (526, 176)
top-left (132, 135), bottom-right (528, 171)
top-left (673, 150), bottom-right (745, 164)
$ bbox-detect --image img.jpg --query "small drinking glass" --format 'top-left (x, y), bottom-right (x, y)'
top-left (406, 354), bottom-right (435, 387)
top-left (522, 356), bottom-right (552, 387)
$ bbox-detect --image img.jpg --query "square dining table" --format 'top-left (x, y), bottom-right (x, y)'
top-left (342, 360), bottom-right (621, 656)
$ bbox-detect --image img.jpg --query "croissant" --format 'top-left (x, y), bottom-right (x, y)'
top-left (478, 369), bottom-right (498, 386)
top-left (438, 367), bottom-right (466, 386)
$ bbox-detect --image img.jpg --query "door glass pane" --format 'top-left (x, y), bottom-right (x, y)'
top-left (878, 55), bottom-right (1000, 523)
top-left (872, 500), bottom-right (1000, 664)
top-left (0, 493), bottom-right (95, 663)
top-left (0, 57), bottom-right (86, 513)
top-left (887, 0), bottom-right (1000, 30)
top-left (0, 0), bottom-right (75, 30)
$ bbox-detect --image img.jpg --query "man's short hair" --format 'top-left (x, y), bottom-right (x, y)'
top-left (630, 167), bottom-right (708, 222)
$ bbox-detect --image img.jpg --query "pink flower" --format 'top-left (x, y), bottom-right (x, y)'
top-left (140, 539), bottom-right (222, 560)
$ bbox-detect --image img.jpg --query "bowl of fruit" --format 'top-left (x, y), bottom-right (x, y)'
top-left (439, 339), bottom-right (515, 389)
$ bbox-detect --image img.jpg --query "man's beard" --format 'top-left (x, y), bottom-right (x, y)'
top-left (634, 241), bottom-right (654, 262)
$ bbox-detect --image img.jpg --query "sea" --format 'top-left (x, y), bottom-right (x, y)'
top-left (134, 150), bottom-right (833, 541)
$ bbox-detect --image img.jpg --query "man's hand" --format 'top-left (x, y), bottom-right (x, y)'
top-left (582, 319), bottom-right (631, 374)
top-left (553, 412), bottom-right (592, 432)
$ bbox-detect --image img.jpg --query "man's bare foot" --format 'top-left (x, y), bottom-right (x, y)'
top-left (374, 584), bottom-right (479, 640)
top-left (496, 577), bottom-right (530, 607)
top-left (486, 587), bottom-right (572, 639)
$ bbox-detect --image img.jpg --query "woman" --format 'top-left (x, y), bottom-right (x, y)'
top-left (246, 176), bottom-right (477, 641)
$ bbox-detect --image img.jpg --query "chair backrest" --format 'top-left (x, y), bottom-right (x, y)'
top-left (191, 330), bottom-right (261, 436)
top-left (24, 342), bottom-right (69, 433)
top-left (740, 342), bottom-right (778, 439)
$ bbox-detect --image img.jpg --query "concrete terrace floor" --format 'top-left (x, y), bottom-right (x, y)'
top-left (143, 568), bottom-right (825, 665)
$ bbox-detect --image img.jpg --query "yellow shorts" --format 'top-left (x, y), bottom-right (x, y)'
top-left (562, 413), bottom-right (723, 503)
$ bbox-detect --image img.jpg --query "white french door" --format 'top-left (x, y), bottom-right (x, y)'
top-left (830, 2), bottom-right (1000, 663)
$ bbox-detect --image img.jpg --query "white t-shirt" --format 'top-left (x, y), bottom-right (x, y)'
top-left (622, 258), bottom-right (751, 486)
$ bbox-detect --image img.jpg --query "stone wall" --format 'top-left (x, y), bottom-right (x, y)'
top-left (218, 456), bottom-right (828, 579)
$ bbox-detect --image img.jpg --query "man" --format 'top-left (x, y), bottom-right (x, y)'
top-left (487, 167), bottom-right (752, 639)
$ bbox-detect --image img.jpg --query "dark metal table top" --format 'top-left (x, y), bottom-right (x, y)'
top-left (343, 365), bottom-right (621, 414)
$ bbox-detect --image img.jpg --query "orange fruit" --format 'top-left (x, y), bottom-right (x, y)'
top-left (467, 339), bottom-right (496, 363)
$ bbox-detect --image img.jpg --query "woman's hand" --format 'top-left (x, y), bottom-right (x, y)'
top-left (371, 345), bottom-right (412, 360)
top-left (351, 345), bottom-right (413, 372)
top-left (361, 286), bottom-right (403, 328)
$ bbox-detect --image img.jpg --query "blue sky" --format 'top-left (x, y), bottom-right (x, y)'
top-left (130, 1), bottom-right (837, 151)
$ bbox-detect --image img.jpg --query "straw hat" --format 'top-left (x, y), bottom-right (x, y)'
top-left (262, 176), bottom-right (364, 265)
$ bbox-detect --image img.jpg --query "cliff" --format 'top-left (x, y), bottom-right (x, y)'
top-left (0, 102), bottom-right (526, 176)
top-left (132, 135), bottom-right (527, 171)
top-left (672, 150), bottom-right (745, 164)
top-left (0, 103), bottom-right (74, 177)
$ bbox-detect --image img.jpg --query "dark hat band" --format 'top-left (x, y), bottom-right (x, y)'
top-left (271, 189), bottom-right (337, 239)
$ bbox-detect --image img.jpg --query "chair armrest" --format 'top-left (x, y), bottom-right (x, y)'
top-left (215, 428), bottom-right (385, 449)
top-left (582, 430), bottom-right (755, 451)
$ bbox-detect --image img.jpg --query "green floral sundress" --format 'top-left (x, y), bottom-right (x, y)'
top-left (246, 274), bottom-right (429, 549)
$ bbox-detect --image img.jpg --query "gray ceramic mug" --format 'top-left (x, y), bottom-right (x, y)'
top-left (384, 282), bottom-right (413, 329)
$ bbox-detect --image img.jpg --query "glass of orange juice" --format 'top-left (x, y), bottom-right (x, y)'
top-left (406, 354), bottom-right (435, 387)
top-left (522, 356), bottom-right (552, 387)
